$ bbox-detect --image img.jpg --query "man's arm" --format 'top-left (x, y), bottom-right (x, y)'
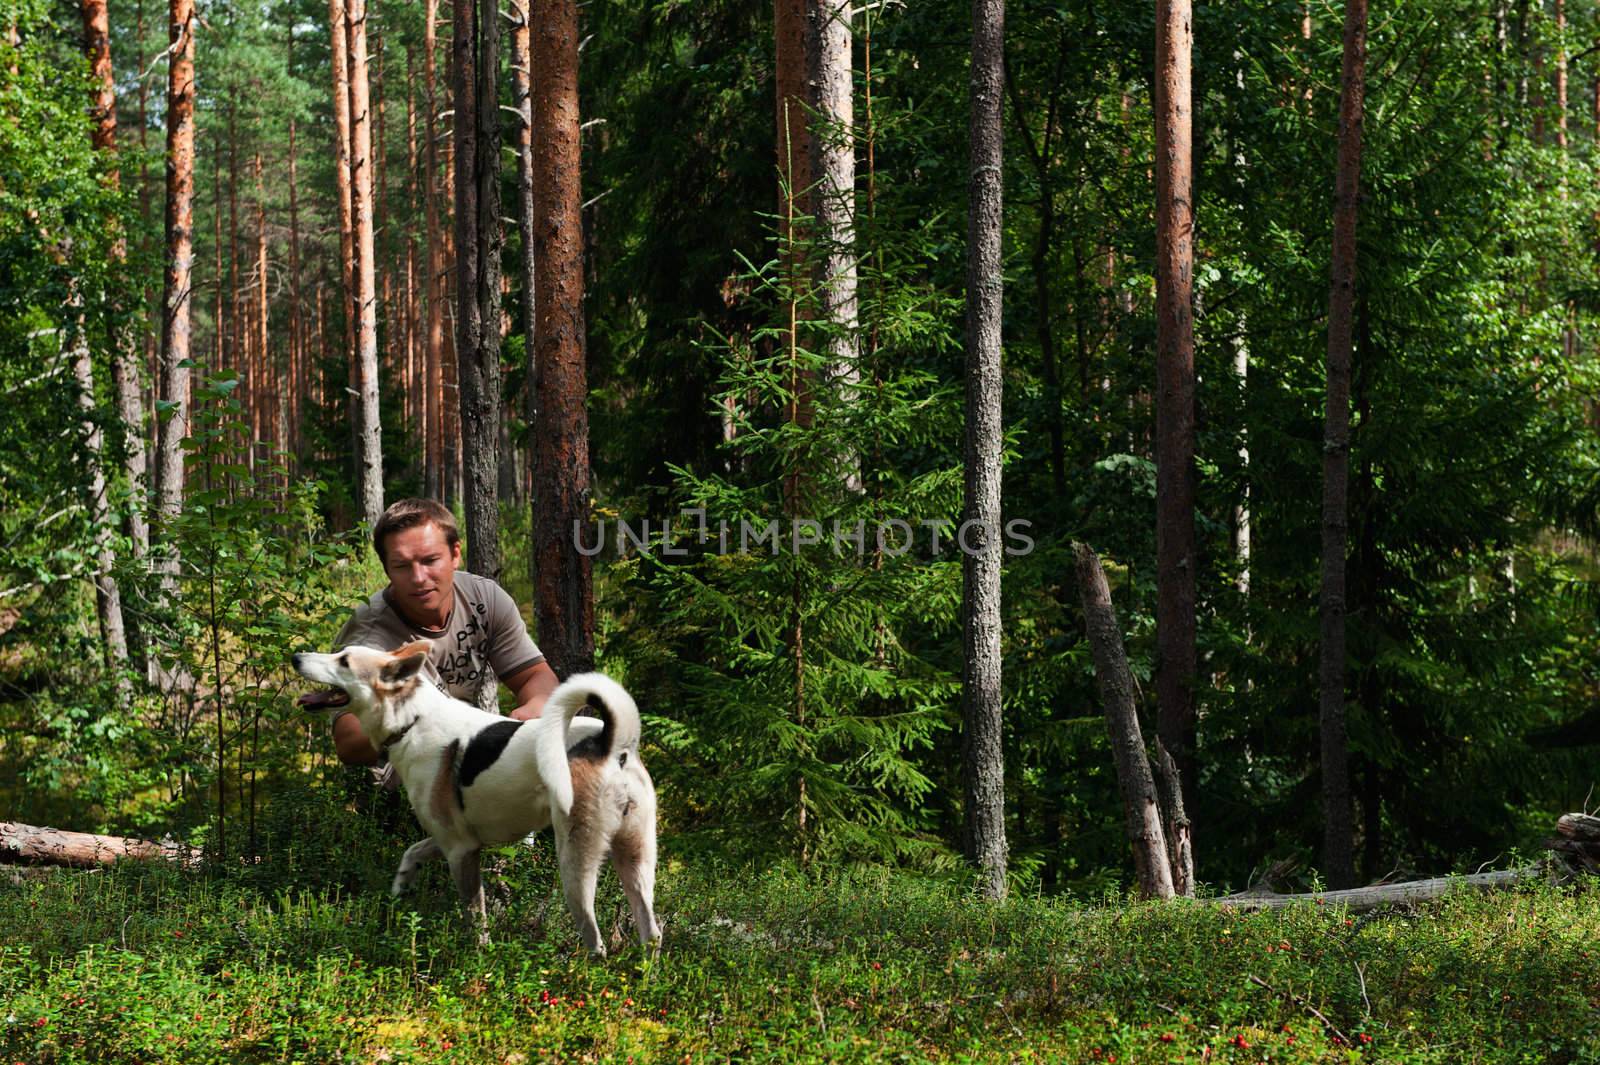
top-left (506, 659), bottom-right (560, 720)
top-left (332, 711), bottom-right (381, 765)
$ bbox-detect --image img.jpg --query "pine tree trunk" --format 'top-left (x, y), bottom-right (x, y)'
top-left (254, 151), bottom-right (277, 487)
top-left (348, 0), bottom-right (385, 525)
top-left (805, 0), bottom-right (860, 491)
top-left (1319, 0), bottom-right (1368, 892)
top-left (329, 0), bottom-right (357, 468)
top-left (287, 105), bottom-right (303, 466)
top-left (405, 43), bottom-right (421, 447)
top-left (511, 0), bottom-right (536, 509)
top-left (1154, 0), bottom-right (1197, 896)
top-left (227, 102), bottom-right (240, 385)
top-left (962, 0), bottom-right (1008, 902)
top-left (423, 0), bottom-right (446, 499)
top-left (155, 0), bottom-right (196, 599)
top-left (453, 0), bottom-right (503, 577)
top-left (531, 0), bottom-right (594, 679)
top-left (1074, 543), bottom-right (1175, 899)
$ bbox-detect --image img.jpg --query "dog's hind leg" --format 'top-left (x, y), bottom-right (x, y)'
top-left (391, 837), bottom-right (442, 896)
top-left (446, 846), bottom-right (490, 945)
top-left (554, 818), bottom-right (607, 957)
top-left (612, 822), bottom-right (661, 947)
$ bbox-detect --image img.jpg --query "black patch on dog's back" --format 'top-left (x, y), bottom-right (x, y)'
top-left (459, 719), bottom-right (523, 789)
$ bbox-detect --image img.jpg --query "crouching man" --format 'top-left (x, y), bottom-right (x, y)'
top-left (300, 497), bottom-right (559, 767)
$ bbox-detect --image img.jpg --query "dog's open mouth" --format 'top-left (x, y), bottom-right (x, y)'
top-left (297, 689), bottom-right (351, 710)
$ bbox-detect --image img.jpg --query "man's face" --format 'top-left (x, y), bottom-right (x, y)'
top-left (382, 522), bottom-right (461, 622)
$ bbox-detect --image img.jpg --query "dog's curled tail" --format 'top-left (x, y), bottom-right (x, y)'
top-left (535, 672), bottom-right (642, 817)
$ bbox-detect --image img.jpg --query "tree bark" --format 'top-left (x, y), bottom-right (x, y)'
top-left (962, 0), bottom-right (1008, 902)
top-left (531, 0), bottom-right (594, 679)
top-left (287, 99), bottom-right (304, 465)
top-left (0, 822), bottom-right (197, 869)
top-left (511, 0), bottom-right (537, 502)
top-left (68, 303), bottom-right (130, 680)
top-left (423, 0), bottom-right (446, 500)
top-left (1154, 0), bottom-right (1197, 892)
top-left (348, 0), bottom-right (385, 526)
top-left (1216, 867), bottom-right (1543, 912)
top-left (154, 0), bottom-right (196, 599)
top-left (328, 0), bottom-right (356, 470)
top-left (805, 0), bottom-right (860, 491)
top-left (453, 0), bottom-right (503, 577)
top-left (775, 0), bottom-right (814, 516)
top-left (77, 0), bottom-right (135, 684)
top-left (1319, 0), bottom-right (1368, 892)
top-left (1074, 543), bottom-right (1174, 899)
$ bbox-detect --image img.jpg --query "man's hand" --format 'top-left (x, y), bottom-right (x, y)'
top-left (506, 659), bottom-right (560, 721)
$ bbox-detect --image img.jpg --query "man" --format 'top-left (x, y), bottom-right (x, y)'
top-left (301, 497), bottom-right (560, 766)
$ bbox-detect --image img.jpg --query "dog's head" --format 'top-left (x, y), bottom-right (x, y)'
top-left (292, 641), bottom-right (431, 740)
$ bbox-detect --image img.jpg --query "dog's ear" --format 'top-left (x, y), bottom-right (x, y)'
top-left (382, 641), bottom-right (430, 684)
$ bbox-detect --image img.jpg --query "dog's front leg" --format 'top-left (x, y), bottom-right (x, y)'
top-left (392, 837), bottom-right (442, 896)
top-left (447, 847), bottom-right (490, 945)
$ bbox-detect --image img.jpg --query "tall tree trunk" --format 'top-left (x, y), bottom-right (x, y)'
top-left (155, 0), bottom-right (196, 601)
top-left (79, 0), bottom-right (141, 681)
top-left (1154, 0), bottom-right (1197, 896)
top-left (405, 43), bottom-right (421, 448)
top-left (806, 0), bottom-right (860, 491)
top-left (775, 0), bottom-right (813, 511)
top-left (1319, 0), bottom-right (1368, 892)
top-left (329, 0), bottom-right (357, 477)
top-left (511, 0), bottom-right (536, 505)
top-left (423, 0), bottom-right (445, 499)
top-left (288, 107), bottom-right (303, 466)
top-left (1232, 330), bottom-right (1251, 598)
top-left (962, 0), bottom-right (1008, 902)
top-left (453, 0), bottom-right (502, 576)
top-left (67, 300), bottom-right (131, 678)
top-left (348, 0), bottom-right (385, 525)
top-left (227, 102), bottom-right (240, 385)
top-left (531, 0), bottom-right (594, 678)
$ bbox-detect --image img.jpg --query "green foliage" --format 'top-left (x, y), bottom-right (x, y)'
top-left (3, 848), bottom-right (1599, 1062)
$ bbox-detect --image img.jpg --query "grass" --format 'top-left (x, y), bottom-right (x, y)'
top-left (1, 798), bottom-right (1598, 1064)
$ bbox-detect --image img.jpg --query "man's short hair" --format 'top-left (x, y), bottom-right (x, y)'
top-left (373, 498), bottom-right (460, 565)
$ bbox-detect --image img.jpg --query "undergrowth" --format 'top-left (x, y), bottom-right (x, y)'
top-left (1, 792), bottom-right (1596, 1064)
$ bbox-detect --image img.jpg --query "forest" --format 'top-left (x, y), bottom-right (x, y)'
top-left (5, 0), bottom-right (1600, 1059)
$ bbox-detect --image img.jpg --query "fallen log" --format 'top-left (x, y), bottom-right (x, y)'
top-left (0, 821), bottom-right (197, 869)
top-left (1214, 865), bottom-right (1547, 912)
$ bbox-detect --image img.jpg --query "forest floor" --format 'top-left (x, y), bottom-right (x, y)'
top-left (2, 810), bottom-right (1597, 1064)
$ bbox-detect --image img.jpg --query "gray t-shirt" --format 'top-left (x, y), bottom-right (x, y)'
top-left (334, 571), bottom-right (544, 709)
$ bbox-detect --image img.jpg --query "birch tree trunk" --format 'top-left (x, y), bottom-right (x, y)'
top-left (1154, 0), bottom-right (1197, 896)
top-left (1319, 0), bottom-right (1369, 892)
top-left (531, 0), bottom-right (595, 678)
top-left (805, 0), bottom-right (860, 491)
top-left (962, 0), bottom-right (1008, 902)
top-left (154, 0), bottom-right (196, 605)
top-left (453, 0), bottom-right (503, 577)
top-left (346, 0), bottom-right (385, 525)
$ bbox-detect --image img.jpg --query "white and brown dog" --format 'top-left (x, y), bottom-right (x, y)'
top-left (292, 641), bottom-right (660, 955)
